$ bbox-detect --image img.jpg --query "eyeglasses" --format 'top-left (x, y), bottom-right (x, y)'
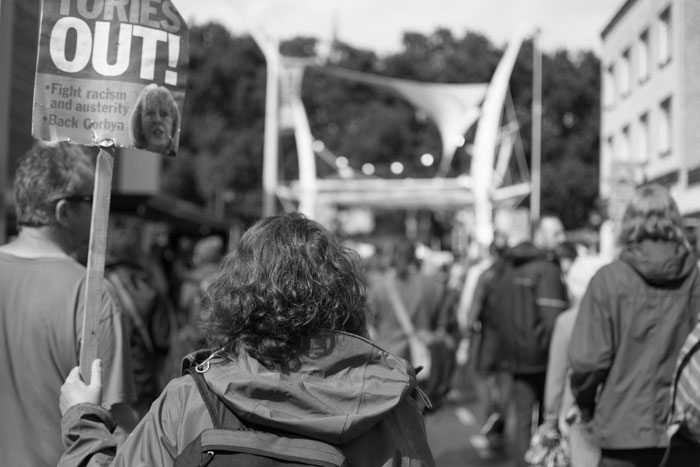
top-left (52, 194), bottom-right (93, 204)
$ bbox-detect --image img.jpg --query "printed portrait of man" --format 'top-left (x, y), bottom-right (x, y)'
top-left (129, 84), bottom-right (180, 156)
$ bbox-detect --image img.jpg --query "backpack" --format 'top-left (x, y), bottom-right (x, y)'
top-left (481, 259), bottom-right (517, 363)
top-left (666, 321), bottom-right (700, 444)
top-left (174, 359), bottom-right (348, 467)
top-left (656, 321), bottom-right (700, 466)
top-left (486, 255), bottom-right (563, 373)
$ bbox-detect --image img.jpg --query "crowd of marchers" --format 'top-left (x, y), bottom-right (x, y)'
top-left (461, 185), bottom-right (700, 467)
top-left (2, 140), bottom-right (700, 467)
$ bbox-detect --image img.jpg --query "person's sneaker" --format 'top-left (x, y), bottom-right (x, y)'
top-left (445, 387), bottom-right (474, 404)
top-left (480, 412), bottom-right (505, 437)
top-left (470, 433), bottom-right (505, 459)
top-left (470, 434), bottom-right (491, 451)
top-left (480, 413), bottom-right (506, 448)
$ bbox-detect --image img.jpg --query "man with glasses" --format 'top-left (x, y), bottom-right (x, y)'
top-left (0, 141), bottom-right (136, 467)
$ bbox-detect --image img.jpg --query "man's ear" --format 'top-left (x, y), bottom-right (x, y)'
top-left (54, 199), bottom-right (72, 227)
top-left (533, 228), bottom-right (541, 242)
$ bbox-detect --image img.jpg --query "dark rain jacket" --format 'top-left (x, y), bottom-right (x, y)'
top-left (487, 242), bottom-right (568, 374)
top-left (569, 239), bottom-right (700, 449)
top-left (59, 331), bottom-right (435, 467)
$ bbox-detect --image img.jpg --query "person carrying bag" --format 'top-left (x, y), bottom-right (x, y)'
top-left (385, 274), bottom-right (455, 408)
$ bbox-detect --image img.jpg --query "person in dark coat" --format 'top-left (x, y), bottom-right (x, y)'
top-left (569, 184), bottom-right (700, 467)
top-left (465, 234), bottom-right (511, 450)
top-left (488, 215), bottom-right (569, 466)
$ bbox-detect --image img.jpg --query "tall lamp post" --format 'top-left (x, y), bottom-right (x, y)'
top-left (257, 33), bottom-right (280, 218)
top-left (0, 0), bottom-right (13, 244)
top-left (530, 28), bottom-right (542, 225)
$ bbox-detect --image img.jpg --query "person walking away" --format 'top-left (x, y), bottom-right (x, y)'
top-left (432, 258), bottom-right (466, 402)
top-left (464, 234), bottom-right (511, 451)
top-left (105, 215), bottom-right (176, 419)
top-left (57, 212), bottom-right (435, 467)
top-left (162, 235), bottom-right (225, 383)
top-left (569, 184), bottom-right (700, 467)
top-left (176, 235), bottom-right (224, 328)
top-left (488, 215), bottom-right (569, 466)
top-left (369, 239), bottom-right (451, 406)
top-left (542, 255), bottom-right (607, 466)
top-left (0, 141), bottom-right (136, 467)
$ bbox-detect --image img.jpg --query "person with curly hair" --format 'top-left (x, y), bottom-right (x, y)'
top-left (129, 84), bottom-right (180, 155)
top-left (58, 212), bottom-right (436, 467)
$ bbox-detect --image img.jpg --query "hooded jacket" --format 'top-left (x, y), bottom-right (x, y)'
top-left (59, 332), bottom-right (435, 467)
top-left (569, 240), bottom-right (700, 449)
top-left (487, 242), bottom-right (568, 373)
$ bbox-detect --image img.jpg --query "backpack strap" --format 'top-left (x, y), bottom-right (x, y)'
top-left (186, 367), bottom-right (224, 429)
top-left (671, 331), bottom-right (700, 416)
top-left (185, 367), bottom-right (244, 430)
top-left (385, 274), bottom-right (416, 337)
top-left (658, 330), bottom-right (700, 467)
top-left (669, 332), bottom-right (700, 422)
top-left (106, 269), bottom-right (156, 355)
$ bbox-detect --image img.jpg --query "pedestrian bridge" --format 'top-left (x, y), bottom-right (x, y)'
top-left (282, 177), bottom-right (530, 211)
top-left (255, 30), bottom-right (530, 246)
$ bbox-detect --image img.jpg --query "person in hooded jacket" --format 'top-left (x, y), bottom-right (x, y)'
top-left (486, 215), bottom-right (569, 466)
top-left (568, 184), bottom-right (700, 467)
top-left (57, 212), bottom-right (435, 467)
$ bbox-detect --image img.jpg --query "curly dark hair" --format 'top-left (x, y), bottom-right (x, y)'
top-left (203, 212), bottom-right (369, 369)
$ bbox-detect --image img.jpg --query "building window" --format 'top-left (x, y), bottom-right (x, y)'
top-left (637, 113), bottom-right (649, 163)
top-left (658, 7), bottom-right (672, 66)
top-left (606, 136), bottom-right (615, 163)
top-left (638, 29), bottom-right (650, 83)
top-left (619, 48), bottom-right (631, 97)
top-left (604, 64), bottom-right (615, 109)
top-left (620, 125), bottom-right (631, 162)
top-left (659, 97), bottom-right (672, 157)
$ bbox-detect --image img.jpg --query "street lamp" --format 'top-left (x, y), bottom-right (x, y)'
top-left (420, 153), bottom-right (434, 167)
top-left (335, 156), bottom-right (349, 169)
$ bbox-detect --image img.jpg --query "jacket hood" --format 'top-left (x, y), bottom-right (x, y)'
top-left (505, 241), bottom-right (550, 266)
top-left (200, 331), bottom-right (417, 445)
top-left (620, 239), bottom-right (697, 286)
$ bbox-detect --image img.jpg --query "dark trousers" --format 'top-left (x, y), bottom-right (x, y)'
top-left (599, 446), bottom-right (700, 467)
top-left (512, 372), bottom-right (546, 467)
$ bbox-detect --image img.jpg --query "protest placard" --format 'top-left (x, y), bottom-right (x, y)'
top-left (31, 0), bottom-right (189, 380)
top-left (80, 146), bottom-right (114, 381)
top-left (32, 0), bottom-right (189, 156)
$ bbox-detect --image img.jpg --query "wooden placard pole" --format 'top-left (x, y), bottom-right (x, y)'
top-left (79, 145), bottom-right (114, 381)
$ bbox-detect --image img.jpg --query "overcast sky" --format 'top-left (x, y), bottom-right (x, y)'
top-left (172, 0), bottom-right (625, 55)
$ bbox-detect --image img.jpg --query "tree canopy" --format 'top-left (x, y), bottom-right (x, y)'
top-left (164, 23), bottom-right (600, 230)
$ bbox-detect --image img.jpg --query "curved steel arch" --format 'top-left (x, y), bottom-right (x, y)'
top-left (255, 31), bottom-right (527, 245)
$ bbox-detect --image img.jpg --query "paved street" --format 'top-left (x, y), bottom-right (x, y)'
top-left (425, 398), bottom-right (515, 467)
top-left (423, 372), bottom-right (515, 467)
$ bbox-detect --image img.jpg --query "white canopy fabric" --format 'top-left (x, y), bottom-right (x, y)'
top-left (317, 66), bottom-right (488, 175)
